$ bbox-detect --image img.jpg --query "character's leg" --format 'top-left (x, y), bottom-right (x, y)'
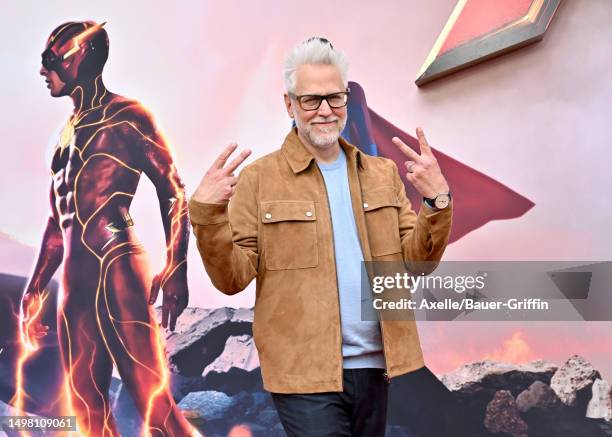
top-left (98, 246), bottom-right (194, 437)
top-left (57, 299), bottom-right (118, 437)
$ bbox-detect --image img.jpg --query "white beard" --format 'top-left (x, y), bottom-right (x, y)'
top-left (294, 112), bottom-right (347, 149)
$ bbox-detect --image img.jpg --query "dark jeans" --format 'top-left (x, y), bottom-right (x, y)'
top-left (271, 368), bottom-right (389, 437)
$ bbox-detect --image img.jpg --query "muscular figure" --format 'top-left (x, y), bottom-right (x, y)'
top-left (18, 21), bottom-right (197, 436)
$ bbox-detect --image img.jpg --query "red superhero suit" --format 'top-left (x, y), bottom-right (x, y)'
top-left (17, 21), bottom-right (198, 437)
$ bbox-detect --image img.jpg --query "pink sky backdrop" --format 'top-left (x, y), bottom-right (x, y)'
top-left (1, 1), bottom-right (611, 378)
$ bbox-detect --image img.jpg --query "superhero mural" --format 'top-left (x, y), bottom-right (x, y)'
top-left (11, 21), bottom-right (198, 437)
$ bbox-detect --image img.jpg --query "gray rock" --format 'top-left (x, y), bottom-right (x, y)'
top-left (484, 390), bottom-right (528, 437)
top-left (516, 380), bottom-right (561, 413)
top-left (586, 378), bottom-right (612, 421)
top-left (178, 390), bottom-right (236, 421)
top-left (550, 355), bottom-right (600, 407)
top-left (155, 307), bottom-right (254, 377)
top-left (441, 359), bottom-right (557, 393)
top-left (203, 335), bottom-right (259, 377)
top-left (157, 307), bottom-right (252, 356)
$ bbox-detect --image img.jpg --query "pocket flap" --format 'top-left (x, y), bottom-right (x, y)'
top-left (362, 186), bottom-right (399, 211)
top-left (261, 200), bottom-right (316, 223)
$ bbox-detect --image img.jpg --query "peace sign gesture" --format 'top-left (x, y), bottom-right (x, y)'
top-left (391, 127), bottom-right (449, 199)
top-left (192, 143), bottom-right (252, 204)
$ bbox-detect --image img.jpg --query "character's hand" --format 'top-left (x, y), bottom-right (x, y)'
top-left (392, 127), bottom-right (450, 199)
top-left (19, 292), bottom-right (49, 349)
top-left (148, 261), bottom-right (188, 331)
top-left (191, 143), bottom-right (251, 204)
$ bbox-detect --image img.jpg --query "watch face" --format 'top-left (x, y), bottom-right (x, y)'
top-left (434, 194), bottom-right (450, 209)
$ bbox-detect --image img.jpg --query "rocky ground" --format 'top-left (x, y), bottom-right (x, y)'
top-left (1, 300), bottom-right (611, 436)
top-left (149, 307), bottom-right (612, 437)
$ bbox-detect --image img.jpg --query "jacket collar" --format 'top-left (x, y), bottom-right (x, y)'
top-left (281, 127), bottom-right (366, 174)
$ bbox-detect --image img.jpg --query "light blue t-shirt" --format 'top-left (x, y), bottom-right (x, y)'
top-left (317, 148), bottom-right (385, 369)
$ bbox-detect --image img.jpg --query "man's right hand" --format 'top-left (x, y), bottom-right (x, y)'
top-left (191, 143), bottom-right (252, 204)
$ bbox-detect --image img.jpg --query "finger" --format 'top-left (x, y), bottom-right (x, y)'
top-left (30, 326), bottom-right (46, 338)
top-left (176, 295), bottom-right (188, 316)
top-left (169, 306), bottom-right (178, 332)
top-left (212, 143), bottom-right (238, 169)
top-left (32, 330), bottom-right (48, 339)
top-left (404, 160), bottom-right (416, 173)
top-left (416, 127), bottom-right (432, 155)
top-left (148, 275), bottom-right (161, 305)
top-left (161, 302), bottom-right (170, 329)
top-left (224, 149), bottom-right (252, 174)
top-left (33, 321), bottom-right (49, 331)
top-left (392, 137), bottom-right (420, 161)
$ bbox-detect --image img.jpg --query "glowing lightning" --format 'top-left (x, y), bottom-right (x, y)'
top-left (63, 22), bottom-right (107, 60)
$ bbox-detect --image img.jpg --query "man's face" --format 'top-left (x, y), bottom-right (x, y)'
top-left (285, 63), bottom-right (347, 149)
top-left (40, 65), bottom-right (67, 97)
top-left (39, 42), bottom-right (79, 97)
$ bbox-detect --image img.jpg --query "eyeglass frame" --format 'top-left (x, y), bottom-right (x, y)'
top-left (288, 88), bottom-right (351, 111)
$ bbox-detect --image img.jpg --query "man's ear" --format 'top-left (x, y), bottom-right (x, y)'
top-left (283, 93), bottom-right (294, 119)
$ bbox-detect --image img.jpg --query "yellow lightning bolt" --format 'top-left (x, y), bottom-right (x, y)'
top-left (63, 22), bottom-right (107, 61)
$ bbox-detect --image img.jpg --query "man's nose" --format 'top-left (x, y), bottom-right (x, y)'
top-left (317, 98), bottom-right (333, 117)
top-left (40, 64), bottom-right (47, 76)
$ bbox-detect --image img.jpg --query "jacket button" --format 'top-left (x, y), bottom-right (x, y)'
top-left (305, 211), bottom-right (313, 217)
top-left (363, 202), bottom-right (369, 208)
top-left (265, 213), bottom-right (272, 219)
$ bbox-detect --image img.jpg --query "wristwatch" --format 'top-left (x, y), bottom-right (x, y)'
top-left (423, 192), bottom-right (451, 210)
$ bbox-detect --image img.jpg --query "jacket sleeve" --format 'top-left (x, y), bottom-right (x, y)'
top-left (392, 162), bottom-right (453, 273)
top-left (188, 167), bottom-right (259, 295)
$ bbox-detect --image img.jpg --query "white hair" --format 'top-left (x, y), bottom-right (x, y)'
top-left (284, 37), bottom-right (349, 94)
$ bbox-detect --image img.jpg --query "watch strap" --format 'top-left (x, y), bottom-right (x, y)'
top-left (423, 197), bottom-right (437, 209)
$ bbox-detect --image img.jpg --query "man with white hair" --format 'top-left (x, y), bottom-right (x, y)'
top-left (189, 37), bottom-right (453, 436)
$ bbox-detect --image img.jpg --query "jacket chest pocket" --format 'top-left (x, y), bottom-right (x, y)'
top-left (363, 186), bottom-right (402, 257)
top-left (261, 200), bottom-right (318, 270)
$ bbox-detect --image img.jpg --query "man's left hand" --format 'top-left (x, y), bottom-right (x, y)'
top-left (148, 261), bottom-right (188, 331)
top-left (392, 127), bottom-right (449, 199)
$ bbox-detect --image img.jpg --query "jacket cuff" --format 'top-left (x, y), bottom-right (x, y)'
top-left (188, 198), bottom-right (229, 225)
top-left (417, 199), bottom-right (453, 229)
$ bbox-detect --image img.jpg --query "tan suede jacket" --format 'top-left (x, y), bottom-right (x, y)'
top-left (188, 129), bottom-right (452, 393)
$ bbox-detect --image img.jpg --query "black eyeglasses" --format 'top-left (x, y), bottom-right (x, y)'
top-left (290, 89), bottom-right (350, 111)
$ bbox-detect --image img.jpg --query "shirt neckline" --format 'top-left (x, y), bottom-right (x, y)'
top-left (317, 148), bottom-right (346, 171)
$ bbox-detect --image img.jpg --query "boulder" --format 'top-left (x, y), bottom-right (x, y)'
top-left (550, 355), bottom-right (600, 408)
top-left (202, 335), bottom-right (262, 394)
top-left (156, 307), bottom-right (253, 377)
top-left (441, 359), bottom-right (557, 394)
top-left (483, 390), bottom-right (528, 437)
top-left (516, 380), bottom-right (561, 413)
top-left (586, 379), bottom-right (612, 421)
top-left (178, 390), bottom-right (236, 422)
top-left (203, 335), bottom-right (259, 376)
